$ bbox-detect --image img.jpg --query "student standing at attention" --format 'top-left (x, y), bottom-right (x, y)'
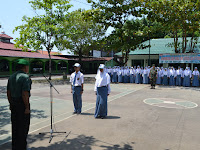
top-left (94, 64), bottom-right (111, 119)
top-left (70, 63), bottom-right (84, 114)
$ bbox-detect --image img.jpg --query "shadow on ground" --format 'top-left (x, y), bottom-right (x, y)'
top-left (0, 86), bottom-right (7, 94)
top-left (0, 105), bottom-right (48, 137)
top-left (31, 133), bottom-right (134, 150)
top-left (1, 133), bottom-right (134, 150)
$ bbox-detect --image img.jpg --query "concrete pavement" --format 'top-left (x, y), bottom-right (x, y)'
top-left (0, 82), bottom-right (200, 150)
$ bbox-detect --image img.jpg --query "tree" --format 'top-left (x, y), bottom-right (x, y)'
top-left (56, 9), bottom-right (106, 64)
top-left (13, 0), bottom-right (72, 78)
top-left (88, 0), bottom-right (147, 66)
top-left (142, 0), bottom-right (200, 53)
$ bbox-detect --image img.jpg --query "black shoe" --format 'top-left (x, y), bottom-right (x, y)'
top-left (73, 112), bottom-right (77, 114)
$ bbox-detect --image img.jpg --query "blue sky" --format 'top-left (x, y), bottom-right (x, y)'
top-left (0, 0), bottom-right (96, 54)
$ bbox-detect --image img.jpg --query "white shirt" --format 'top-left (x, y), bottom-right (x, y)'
top-left (183, 70), bottom-right (192, 78)
top-left (136, 68), bottom-right (141, 74)
top-left (130, 69), bottom-right (135, 75)
top-left (176, 69), bottom-right (182, 76)
top-left (193, 70), bottom-right (199, 76)
top-left (70, 71), bottom-right (84, 86)
top-left (169, 69), bottom-right (175, 76)
top-left (162, 70), bottom-right (169, 77)
top-left (94, 72), bottom-right (111, 94)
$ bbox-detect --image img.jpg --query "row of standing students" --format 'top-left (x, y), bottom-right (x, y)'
top-left (107, 66), bottom-right (200, 87)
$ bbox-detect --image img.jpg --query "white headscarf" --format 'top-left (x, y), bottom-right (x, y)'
top-left (95, 64), bottom-right (110, 86)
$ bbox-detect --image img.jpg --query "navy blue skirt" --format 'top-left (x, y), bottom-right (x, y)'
top-left (112, 72), bottom-right (118, 83)
top-left (169, 76), bottom-right (175, 86)
top-left (143, 74), bottom-right (148, 84)
top-left (183, 76), bottom-right (191, 87)
top-left (156, 77), bottom-right (162, 85)
top-left (192, 75), bottom-right (199, 87)
top-left (95, 87), bottom-right (108, 118)
top-left (130, 75), bottom-right (135, 83)
top-left (162, 75), bottom-right (168, 86)
top-left (118, 74), bottom-right (123, 83)
top-left (176, 75), bottom-right (182, 86)
top-left (135, 73), bottom-right (141, 84)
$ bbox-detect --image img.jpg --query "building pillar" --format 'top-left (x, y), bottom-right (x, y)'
top-left (9, 61), bottom-right (12, 75)
top-left (43, 61), bottom-right (46, 73)
top-left (191, 63), bottom-right (194, 71)
top-left (28, 59), bottom-right (31, 74)
top-left (144, 59), bottom-right (146, 67)
top-left (66, 61), bottom-right (69, 74)
top-left (56, 62), bottom-right (58, 73)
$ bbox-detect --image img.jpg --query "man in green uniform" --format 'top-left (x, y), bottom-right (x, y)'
top-left (149, 64), bottom-right (157, 89)
top-left (7, 59), bottom-right (32, 150)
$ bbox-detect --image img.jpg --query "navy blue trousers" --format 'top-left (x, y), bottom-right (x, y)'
top-left (72, 86), bottom-right (82, 113)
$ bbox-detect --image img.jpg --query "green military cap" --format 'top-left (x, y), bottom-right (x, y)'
top-left (17, 59), bottom-right (29, 66)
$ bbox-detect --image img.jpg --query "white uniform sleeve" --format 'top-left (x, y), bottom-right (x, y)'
top-left (94, 80), bottom-right (97, 92)
top-left (107, 84), bottom-right (111, 94)
top-left (81, 74), bottom-right (84, 84)
top-left (70, 74), bottom-right (73, 83)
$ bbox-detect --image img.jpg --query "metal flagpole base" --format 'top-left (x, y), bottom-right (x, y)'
top-left (39, 129), bottom-right (67, 143)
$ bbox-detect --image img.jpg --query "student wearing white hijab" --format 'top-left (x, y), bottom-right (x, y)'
top-left (112, 66), bottom-right (118, 83)
top-left (118, 67), bottom-right (124, 83)
top-left (183, 67), bottom-right (192, 87)
top-left (135, 66), bottom-right (141, 84)
top-left (192, 67), bottom-right (199, 87)
top-left (94, 64), bottom-right (111, 119)
top-left (162, 68), bottom-right (169, 86)
top-left (130, 67), bottom-right (135, 83)
top-left (142, 67), bottom-right (149, 84)
top-left (124, 67), bottom-right (130, 83)
top-left (175, 66), bottom-right (182, 86)
top-left (168, 67), bottom-right (176, 86)
top-left (156, 67), bottom-right (162, 85)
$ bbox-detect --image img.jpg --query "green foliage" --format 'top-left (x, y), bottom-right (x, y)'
top-left (142, 0), bottom-right (200, 53)
top-left (88, 0), bottom-right (147, 65)
top-left (13, 0), bottom-right (72, 53)
top-left (56, 9), bottom-right (106, 62)
top-left (13, 0), bottom-right (72, 77)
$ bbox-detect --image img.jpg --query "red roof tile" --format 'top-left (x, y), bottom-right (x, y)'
top-left (0, 42), bottom-right (28, 51)
top-left (0, 49), bottom-right (68, 60)
top-left (0, 34), bottom-right (13, 39)
top-left (70, 57), bottom-right (113, 62)
top-left (37, 50), bottom-right (63, 55)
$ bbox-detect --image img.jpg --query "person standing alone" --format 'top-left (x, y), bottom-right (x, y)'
top-left (7, 59), bottom-right (32, 150)
top-left (94, 64), bottom-right (111, 119)
top-left (149, 64), bottom-right (157, 89)
top-left (70, 63), bottom-right (84, 114)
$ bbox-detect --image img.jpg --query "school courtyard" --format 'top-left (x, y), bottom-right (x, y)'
top-left (0, 76), bottom-right (200, 150)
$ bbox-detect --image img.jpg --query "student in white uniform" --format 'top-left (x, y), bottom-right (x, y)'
top-left (192, 67), bottom-right (199, 87)
top-left (94, 64), bottom-right (111, 119)
top-left (70, 63), bottom-right (84, 114)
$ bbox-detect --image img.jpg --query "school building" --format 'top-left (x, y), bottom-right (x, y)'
top-left (115, 38), bottom-right (200, 70)
top-left (0, 31), bottom-right (116, 77)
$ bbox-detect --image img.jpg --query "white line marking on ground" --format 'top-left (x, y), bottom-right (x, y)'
top-left (0, 86), bottom-right (146, 146)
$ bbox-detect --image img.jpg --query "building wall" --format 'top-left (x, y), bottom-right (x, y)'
top-left (127, 55), bottom-right (159, 67)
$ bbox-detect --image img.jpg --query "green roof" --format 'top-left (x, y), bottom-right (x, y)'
top-left (115, 38), bottom-right (200, 55)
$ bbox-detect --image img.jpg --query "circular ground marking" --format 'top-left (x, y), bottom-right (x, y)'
top-left (143, 98), bottom-right (198, 109)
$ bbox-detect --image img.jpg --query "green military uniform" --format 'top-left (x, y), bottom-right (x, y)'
top-left (150, 66), bottom-right (157, 89)
top-left (7, 59), bottom-right (32, 150)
